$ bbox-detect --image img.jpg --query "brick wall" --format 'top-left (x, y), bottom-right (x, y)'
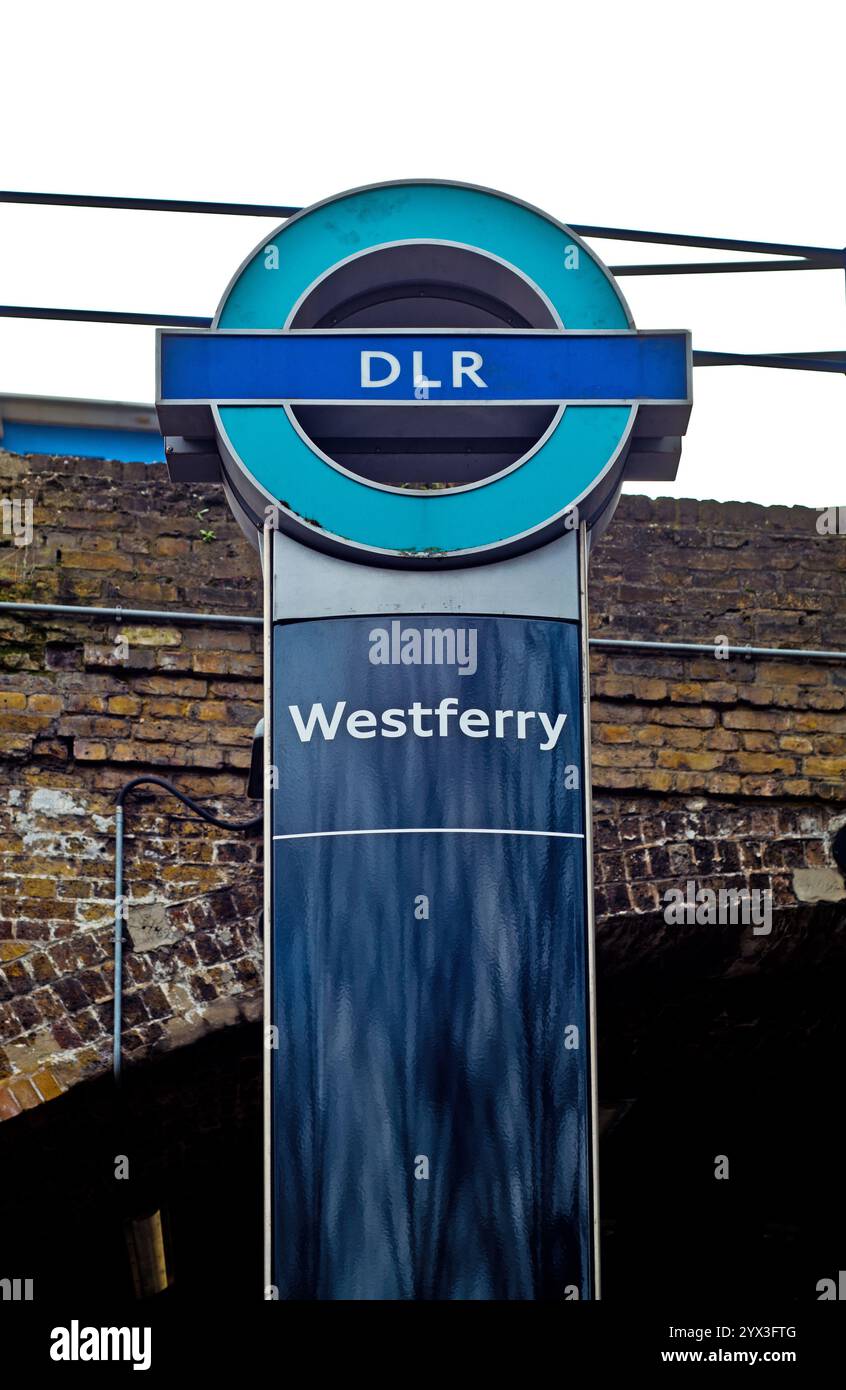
top-left (0, 451), bottom-right (263, 1121)
top-left (1, 450), bottom-right (844, 1122)
top-left (587, 495), bottom-right (846, 936)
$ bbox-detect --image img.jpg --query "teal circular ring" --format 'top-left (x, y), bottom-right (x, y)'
top-left (213, 181), bottom-right (635, 562)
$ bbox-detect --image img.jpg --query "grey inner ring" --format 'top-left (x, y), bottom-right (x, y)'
top-left (290, 243), bottom-right (558, 489)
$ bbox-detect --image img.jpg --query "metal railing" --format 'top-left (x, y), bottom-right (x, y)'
top-left (1, 188), bottom-right (843, 372)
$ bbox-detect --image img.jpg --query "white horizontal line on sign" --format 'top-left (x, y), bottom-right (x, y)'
top-left (273, 828), bottom-right (585, 841)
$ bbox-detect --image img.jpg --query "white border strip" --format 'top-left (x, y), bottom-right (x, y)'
top-left (262, 519), bottom-right (273, 1297)
top-left (579, 519), bottom-right (601, 1301)
top-left (274, 827), bottom-right (585, 841)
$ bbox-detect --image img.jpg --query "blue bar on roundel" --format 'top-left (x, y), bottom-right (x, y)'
top-left (270, 615), bottom-right (595, 1299)
top-left (160, 329), bottom-right (689, 404)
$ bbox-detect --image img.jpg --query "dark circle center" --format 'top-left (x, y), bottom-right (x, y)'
top-left (290, 243), bottom-right (558, 490)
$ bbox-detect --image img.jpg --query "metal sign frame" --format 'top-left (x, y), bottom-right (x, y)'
top-left (152, 178), bottom-right (693, 1300)
top-left (156, 179), bottom-right (691, 568)
top-left (262, 518), bottom-right (602, 1299)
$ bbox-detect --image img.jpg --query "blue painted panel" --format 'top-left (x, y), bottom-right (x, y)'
top-left (1, 421), bottom-right (165, 464)
top-left (271, 615), bottom-right (593, 1299)
top-left (160, 330), bottom-right (689, 404)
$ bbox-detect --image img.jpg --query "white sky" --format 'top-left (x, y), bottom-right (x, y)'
top-left (1, 0), bottom-right (843, 507)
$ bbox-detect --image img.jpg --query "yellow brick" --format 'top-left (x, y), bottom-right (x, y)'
top-left (0, 942), bottom-right (30, 961)
top-left (0, 736), bottom-right (31, 754)
top-left (20, 878), bottom-right (56, 899)
top-left (590, 746), bottom-right (652, 769)
top-left (766, 662), bottom-right (827, 686)
top-left (0, 1086), bottom-right (22, 1121)
top-left (74, 740), bottom-right (108, 760)
top-left (197, 701), bottom-right (229, 722)
top-left (664, 727), bottom-right (706, 750)
top-left (62, 550), bottom-right (133, 572)
top-left (107, 696), bottom-right (142, 715)
top-left (731, 752), bottom-right (797, 774)
top-left (708, 774), bottom-right (743, 794)
top-left (742, 731), bottom-right (778, 752)
top-left (591, 768), bottom-right (640, 790)
top-left (640, 769), bottom-right (675, 792)
top-left (668, 682), bottom-right (705, 703)
top-left (121, 626), bottom-right (182, 647)
top-left (154, 537), bottom-right (191, 557)
top-left (9, 1077), bottom-right (40, 1110)
top-left (657, 749), bottom-right (724, 771)
top-left (143, 698), bottom-right (191, 717)
top-left (633, 726), bottom-right (665, 746)
top-left (803, 756), bottom-right (846, 777)
top-left (780, 735), bottom-right (814, 753)
top-left (594, 675), bottom-right (667, 701)
top-left (27, 694), bottom-right (62, 714)
top-left (706, 728), bottom-right (740, 751)
top-left (817, 735), bottom-right (846, 756)
top-left (795, 714), bottom-right (846, 732)
top-left (31, 1070), bottom-right (63, 1102)
top-left (192, 653), bottom-right (230, 675)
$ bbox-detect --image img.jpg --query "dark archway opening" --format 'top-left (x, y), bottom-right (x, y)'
top-left (1, 902), bottom-right (843, 1305)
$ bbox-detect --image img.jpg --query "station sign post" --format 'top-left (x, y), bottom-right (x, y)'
top-left (157, 180), bottom-right (692, 1300)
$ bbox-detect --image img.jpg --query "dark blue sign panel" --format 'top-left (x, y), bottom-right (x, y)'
top-left (160, 328), bottom-right (689, 404)
top-left (270, 615), bottom-right (594, 1299)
